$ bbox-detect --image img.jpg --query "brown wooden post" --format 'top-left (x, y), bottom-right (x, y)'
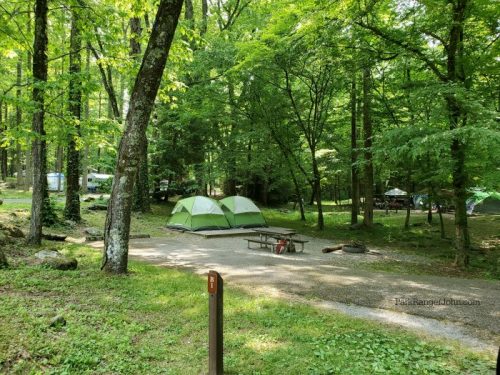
top-left (208, 270), bottom-right (223, 375)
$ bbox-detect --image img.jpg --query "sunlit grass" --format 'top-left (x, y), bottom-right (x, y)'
top-left (0, 245), bottom-right (495, 374)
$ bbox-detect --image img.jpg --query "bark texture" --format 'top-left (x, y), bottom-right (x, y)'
top-left (447, 0), bottom-right (470, 267)
top-left (81, 47), bottom-right (91, 193)
top-left (102, 0), bottom-right (183, 273)
top-left (0, 101), bottom-right (6, 181)
top-left (64, 8), bottom-right (82, 222)
top-left (362, 65), bottom-right (374, 227)
top-left (350, 75), bottom-right (359, 225)
top-left (130, 16), bottom-right (151, 213)
top-left (15, 58), bottom-right (23, 189)
top-left (27, 0), bottom-right (49, 245)
top-left (201, 0), bottom-right (208, 35)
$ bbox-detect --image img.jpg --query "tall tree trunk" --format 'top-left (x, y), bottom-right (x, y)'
top-left (81, 48), bottom-right (90, 194)
top-left (27, 0), bottom-right (49, 245)
top-left (55, 146), bottom-right (63, 191)
top-left (427, 187), bottom-right (433, 224)
top-left (130, 15), bottom-right (151, 213)
top-left (225, 85), bottom-right (237, 196)
top-left (25, 151), bottom-right (32, 190)
top-left (448, 0), bottom-right (470, 267)
top-left (0, 101), bottom-right (6, 181)
top-left (64, 8), bottom-right (82, 222)
top-left (404, 170), bottom-right (411, 229)
top-left (436, 202), bottom-right (445, 239)
top-left (291, 172), bottom-right (306, 221)
top-left (201, 0), bottom-right (208, 35)
top-left (282, 153), bottom-right (305, 221)
top-left (350, 74), bottom-right (359, 225)
top-left (312, 154), bottom-right (324, 230)
top-left (185, 0), bottom-right (194, 26)
top-left (24, 3), bottom-right (33, 190)
top-left (268, 125), bottom-right (306, 221)
top-left (450, 109), bottom-right (470, 266)
top-left (133, 136), bottom-right (151, 211)
top-left (362, 65), bottom-right (374, 227)
top-left (102, 0), bottom-right (183, 274)
top-left (15, 57), bottom-right (23, 189)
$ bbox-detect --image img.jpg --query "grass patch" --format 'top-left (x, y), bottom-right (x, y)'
top-left (263, 207), bottom-right (500, 279)
top-left (0, 190), bottom-right (33, 199)
top-left (0, 193), bottom-right (175, 239)
top-left (0, 245), bottom-right (495, 374)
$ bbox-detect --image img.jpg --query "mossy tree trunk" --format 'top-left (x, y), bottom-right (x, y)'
top-left (350, 74), bottom-right (359, 225)
top-left (0, 100), bottom-right (6, 181)
top-left (64, 7), bottom-right (82, 222)
top-left (15, 57), bottom-right (23, 189)
top-left (447, 0), bottom-right (470, 267)
top-left (102, 0), bottom-right (183, 274)
top-left (27, 0), bottom-right (49, 245)
top-left (362, 65), bottom-right (374, 227)
top-left (24, 5), bottom-right (33, 191)
top-left (129, 14), bottom-right (151, 213)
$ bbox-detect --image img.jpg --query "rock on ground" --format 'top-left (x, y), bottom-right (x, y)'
top-left (49, 315), bottom-right (66, 328)
top-left (84, 227), bottom-right (102, 236)
top-left (0, 223), bottom-right (25, 238)
top-left (34, 250), bottom-right (78, 271)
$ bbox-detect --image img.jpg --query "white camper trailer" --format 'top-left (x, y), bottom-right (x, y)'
top-left (47, 172), bottom-right (65, 192)
top-left (86, 173), bottom-right (113, 192)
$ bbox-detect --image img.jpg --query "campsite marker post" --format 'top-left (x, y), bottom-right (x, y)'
top-left (208, 270), bottom-right (223, 375)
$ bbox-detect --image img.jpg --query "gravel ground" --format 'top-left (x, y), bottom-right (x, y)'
top-left (90, 231), bottom-right (500, 353)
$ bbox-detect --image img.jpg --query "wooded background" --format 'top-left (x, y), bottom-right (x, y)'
top-left (0, 0), bottom-right (498, 268)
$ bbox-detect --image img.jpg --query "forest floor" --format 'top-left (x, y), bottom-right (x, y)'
top-left (86, 232), bottom-right (500, 354)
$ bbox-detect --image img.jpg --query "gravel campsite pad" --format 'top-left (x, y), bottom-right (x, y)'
top-left (90, 231), bottom-right (500, 353)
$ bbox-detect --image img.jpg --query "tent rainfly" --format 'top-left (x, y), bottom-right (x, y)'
top-left (466, 191), bottom-right (500, 214)
top-left (219, 196), bottom-right (267, 228)
top-left (167, 196), bottom-right (230, 231)
top-left (384, 188), bottom-right (407, 196)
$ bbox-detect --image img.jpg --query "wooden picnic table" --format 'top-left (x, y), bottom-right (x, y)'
top-left (245, 227), bottom-right (307, 253)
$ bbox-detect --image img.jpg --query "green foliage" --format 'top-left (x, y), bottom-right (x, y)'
top-left (42, 196), bottom-right (59, 227)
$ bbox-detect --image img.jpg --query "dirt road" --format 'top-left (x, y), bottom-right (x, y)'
top-left (91, 232), bottom-right (499, 352)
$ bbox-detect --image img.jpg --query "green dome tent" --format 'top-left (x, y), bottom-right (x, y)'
top-left (167, 196), bottom-right (230, 231)
top-left (219, 196), bottom-right (267, 228)
top-left (466, 190), bottom-right (500, 214)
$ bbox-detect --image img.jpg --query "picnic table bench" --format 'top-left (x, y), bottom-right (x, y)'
top-left (290, 238), bottom-right (308, 252)
top-left (244, 238), bottom-right (279, 252)
top-left (245, 227), bottom-right (308, 253)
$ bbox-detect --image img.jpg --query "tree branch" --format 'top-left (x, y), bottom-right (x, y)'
top-left (356, 21), bottom-right (448, 82)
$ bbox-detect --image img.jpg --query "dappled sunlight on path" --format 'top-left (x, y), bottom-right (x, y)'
top-left (88, 233), bottom-right (499, 353)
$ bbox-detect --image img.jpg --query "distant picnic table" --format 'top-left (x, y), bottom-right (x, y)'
top-left (245, 227), bottom-right (308, 254)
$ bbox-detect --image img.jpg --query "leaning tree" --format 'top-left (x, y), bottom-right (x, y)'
top-left (101, 0), bottom-right (184, 274)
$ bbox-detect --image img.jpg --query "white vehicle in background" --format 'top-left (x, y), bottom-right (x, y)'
top-left (47, 172), bottom-right (64, 192)
top-left (85, 173), bottom-right (113, 193)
